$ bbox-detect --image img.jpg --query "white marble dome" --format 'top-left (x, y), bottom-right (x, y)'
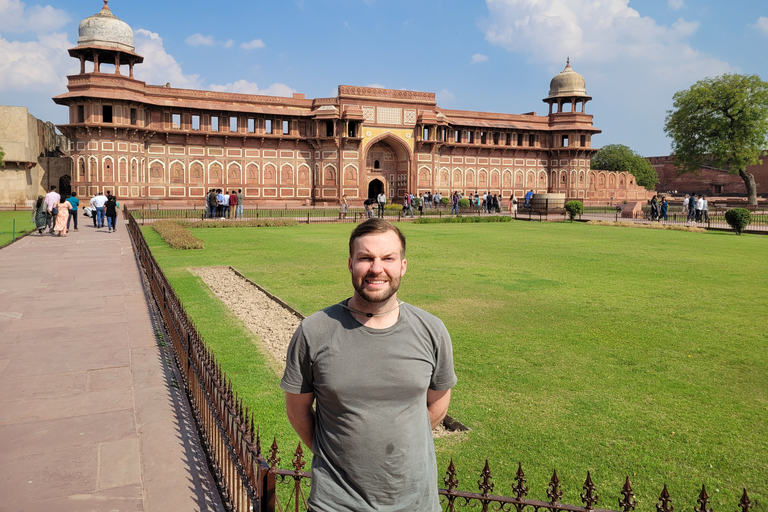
top-left (78, 1), bottom-right (134, 52)
top-left (548, 59), bottom-right (587, 98)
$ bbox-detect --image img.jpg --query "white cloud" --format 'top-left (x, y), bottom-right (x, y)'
top-left (0, 31), bottom-right (75, 91)
top-left (436, 89), bottom-right (456, 104)
top-left (185, 33), bottom-right (216, 47)
top-left (471, 53), bottom-right (489, 64)
top-left (365, 83), bottom-right (386, 89)
top-left (134, 29), bottom-right (203, 89)
top-left (209, 80), bottom-right (296, 97)
top-left (223, 39), bottom-right (235, 49)
top-left (668, 0), bottom-right (684, 10)
top-left (755, 16), bottom-right (768, 35)
top-left (241, 39), bottom-right (265, 50)
top-left (0, 0), bottom-right (71, 34)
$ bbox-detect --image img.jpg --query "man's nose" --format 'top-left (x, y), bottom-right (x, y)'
top-left (370, 258), bottom-right (383, 274)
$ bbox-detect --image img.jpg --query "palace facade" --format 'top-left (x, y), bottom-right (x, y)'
top-left (53, 1), bottom-right (654, 206)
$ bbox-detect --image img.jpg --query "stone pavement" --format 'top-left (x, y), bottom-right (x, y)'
top-left (0, 219), bottom-right (224, 511)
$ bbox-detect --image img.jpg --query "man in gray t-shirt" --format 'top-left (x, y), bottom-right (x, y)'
top-left (281, 218), bottom-right (457, 512)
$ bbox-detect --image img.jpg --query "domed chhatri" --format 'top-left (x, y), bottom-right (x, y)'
top-left (78, 0), bottom-right (134, 52)
top-left (548, 58), bottom-right (587, 98)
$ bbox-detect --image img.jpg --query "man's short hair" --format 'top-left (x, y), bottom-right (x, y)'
top-left (50, 185), bottom-right (56, 190)
top-left (349, 218), bottom-right (406, 257)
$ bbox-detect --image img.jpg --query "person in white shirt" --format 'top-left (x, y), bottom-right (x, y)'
top-left (91, 192), bottom-right (108, 228)
top-left (44, 185), bottom-right (61, 233)
top-left (695, 195), bottom-right (705, 222)
top-left (221, 192), bottom-right (230, 219)
top-left (701, 195), bottom-right (709, 222)
top-left (376, 192), bottom-right (386, 218)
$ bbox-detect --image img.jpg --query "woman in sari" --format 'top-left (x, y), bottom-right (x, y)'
top-left (31, 195), bottom-right (47, 235)
top-left (53, 196), bottom-right (72, 236)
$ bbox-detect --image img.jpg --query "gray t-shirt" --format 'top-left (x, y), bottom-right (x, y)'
top-left (281, 301), bottom-right (457, 512)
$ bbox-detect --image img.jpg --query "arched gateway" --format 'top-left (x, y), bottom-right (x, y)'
top-left (363, 134), bottom-right (412, 200)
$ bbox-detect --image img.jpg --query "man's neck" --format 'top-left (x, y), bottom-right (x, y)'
top-left (347, 295), bottom-right (401, 329)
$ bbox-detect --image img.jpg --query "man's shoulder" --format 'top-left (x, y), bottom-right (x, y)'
top-left (400, 302), bottom-right (447, 331)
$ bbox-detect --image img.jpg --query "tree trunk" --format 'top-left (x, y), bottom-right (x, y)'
top-left (738, 168), bottom-right (758, 205)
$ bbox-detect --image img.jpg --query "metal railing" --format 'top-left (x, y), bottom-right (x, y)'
top-left (124, 206), bottom-right (757, 512)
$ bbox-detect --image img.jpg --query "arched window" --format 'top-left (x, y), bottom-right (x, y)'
top-left (374, 160), bottom-right (381, 170)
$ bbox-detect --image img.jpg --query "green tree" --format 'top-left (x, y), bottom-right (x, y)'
top-left (0, 146), bottom-right (5, 168)
top-left (664, 74), bottom-right (768, 206)
top-left (590, 144), bottom-right (659, 189)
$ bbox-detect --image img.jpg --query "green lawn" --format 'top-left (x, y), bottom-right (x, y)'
top-left (142, 221), bottom-right (767, 511)
top-left (0, 210), bottom-right (36, 247)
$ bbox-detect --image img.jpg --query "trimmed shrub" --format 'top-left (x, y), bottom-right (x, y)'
top-left (153, 220), bottom-right (205, 249)
top-left (384, 203), bottom-right (402, 210)
top-left (724, 208), bottom-right (751, 235)
top-left (458, 198), bottom-right (471, 208)
top-left (586, 220), bottom-right (705, 232)
top-left (440, 197), bottom-right (450, 205)
top-left (415, 216), bottom-right (511, 224)
top-left (564, 200), bottom-right (584, 221)
top-left (196, 218), bottom-right (298, 228)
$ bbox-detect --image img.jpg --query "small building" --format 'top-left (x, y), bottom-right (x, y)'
top-left (0, 106), bottom-right (70, 206)
top-left (53, 1), bottom-right (654, 207)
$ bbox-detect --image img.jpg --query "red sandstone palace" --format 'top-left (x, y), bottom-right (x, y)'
top-left (53, 1), bottom-right (654, 206)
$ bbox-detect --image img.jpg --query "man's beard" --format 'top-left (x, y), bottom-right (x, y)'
top-left (352, 272), bottom-right (401, 304)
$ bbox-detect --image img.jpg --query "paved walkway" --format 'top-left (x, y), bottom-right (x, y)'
top-left (0, 219), bottom-right (224, 511)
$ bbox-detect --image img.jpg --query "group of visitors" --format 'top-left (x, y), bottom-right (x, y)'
top-left (682, 193), bottom-right (709, 222)
top-left (354, 190), bottom-right (526, 218)
top-left (649, 195), bottom-right (669, 221)
top-left (33, 186), bottom-right (120, 236)
top-left (206, 189), bottom-right (244, 219)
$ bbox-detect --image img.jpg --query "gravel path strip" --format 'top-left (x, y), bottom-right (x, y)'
top-left (191, 267), bottom-right (301, 369)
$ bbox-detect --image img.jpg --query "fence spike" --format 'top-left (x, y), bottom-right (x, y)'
top-left (619, 477), bottom-right (637, 512)
top-left (548, 469), bottom-right (563, 504)
top-left (696, 485), bottom-right (712, 512)
top-left (268, 437), bottom-right (280, 468)
top-left (581, 471), bottom-right (599, 510)
top-left (738, 489), bottom-right (752, 512)
top-left (513, 462), bottom-right (529, 499)
top-left (255, 425), bottom-right (261, 456)
top-left (444, 458), bottom-right (459, 492)
top-left (656, 484), bottom-right (674, 512)
top-left (478, 459), bottom-right (494, 497)
top-left (293, 443), bottom-right (306, 473)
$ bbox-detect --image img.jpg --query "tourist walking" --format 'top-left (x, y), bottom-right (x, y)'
top-left (695, 195), bottom-right (704, 222)
top-left (682, 194), bottom-right (690, 217)
top-left (206, 189), bottom-right (217, 218)
top-left (377, 191), bottom-right (386, 218)
top-left (44, 185), bottom-right (61, 233)
top-left (105, 194), bottom-right (119, 233)
top-left (660, 196), bottom-right (668, 221)
top-left (31, 195), bottom-right (47, 235)
top-left (701, 195), bottom-right (709, 222)
top-left (509, 194), bottom-right (518, 217)
top-left (52, 195), bottom-right (72, 236)
top-left (229, 190), bottom-right (238, 219)
top-left (340, 194), bottom-right (349, 219)
top-left (450, 192), bottom-right (459, 215)
top-left (650, 195), bottom-right (659, 221)
top-left (91, 191), bottom-right (108, 228)
top-left (66, 192), bottom-right (79, 231)
top-left (687, 192), bottom-right (696, 222)
top-left (236, 189), bottom-right (244, 218)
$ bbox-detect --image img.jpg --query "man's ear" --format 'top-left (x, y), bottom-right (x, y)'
top-left (400, 258), bottom-right (407, 277)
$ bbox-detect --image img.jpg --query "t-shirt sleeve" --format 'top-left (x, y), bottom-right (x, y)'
top-left (430, 322), bottom-right (457, 391)
top-left (280, 322), bottom-right (314, 395)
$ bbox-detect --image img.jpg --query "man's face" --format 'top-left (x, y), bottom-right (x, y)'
top-left (348, 231), bottom-right (407, 304)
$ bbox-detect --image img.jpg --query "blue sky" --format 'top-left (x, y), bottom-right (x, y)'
top-left (1, 0), bottom-right (766, 156)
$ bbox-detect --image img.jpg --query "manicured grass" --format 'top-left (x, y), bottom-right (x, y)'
top-left (142, 221), bottom-right (767, 511)
top-left (0, 210), bottom-right (36, 247)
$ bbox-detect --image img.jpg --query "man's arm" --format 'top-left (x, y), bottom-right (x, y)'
top-left (285, 391), bottom-right (316, 452)
top-left (426, 388), bottom-right (452, 429)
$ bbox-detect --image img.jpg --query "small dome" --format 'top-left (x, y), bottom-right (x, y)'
top-left (78, 1), bottom-right (134, 52)
top-left (548, 58), bottom-right (587, 98)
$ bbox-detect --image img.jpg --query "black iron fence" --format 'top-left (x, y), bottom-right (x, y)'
top-left (124, 207), bottom-right (757, 512)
